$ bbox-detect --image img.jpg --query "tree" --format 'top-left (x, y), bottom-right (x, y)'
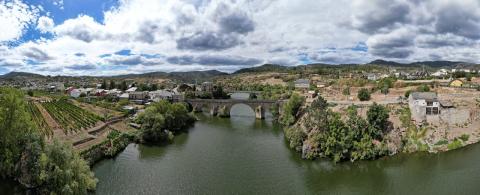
top-left (100, 80), bottom-right (107, 89)
top-left (357, 88), bottom-right (371, 101)
top-left (212, 86), bottom-right (229, 99)
top-left (137, 100), bottom-right (195, 143)
top-left (367, 103), bottom-right (389, 139)
top-left (0, 88), bottom-right (97, 192)
top-left (109, 80), bottom-right (116, 90)
top-left (119, 81), bottom-right (128, 91)
top-left (38, 141), bottom-right (97, 194)
top-left (280, 93), bottom-right (305, 126)
top-left (151, 83), bottom-right (158, 91)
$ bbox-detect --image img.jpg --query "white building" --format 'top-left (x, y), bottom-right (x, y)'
top-left (408, 92), bottom-right (440, 123)
top-left (294, 79), bottom-right (310, 89)
top-left (149, 90), bottom-right (175, 102)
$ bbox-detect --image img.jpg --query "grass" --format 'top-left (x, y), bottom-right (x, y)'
top-left (434, 139), bottom-right (448, 146)
top-left (447, 139), bottom-right (463, 150)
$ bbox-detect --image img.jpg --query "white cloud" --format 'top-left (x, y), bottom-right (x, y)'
top-left (1, 0), bottom-right (480, 76)
top-left (37, 16), bottom-right (55, 33)
top-left (0, 0), bottom-right (39, 42)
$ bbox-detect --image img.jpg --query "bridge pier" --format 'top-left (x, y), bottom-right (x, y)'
top-left (210, 105), bottom-right (218, 116)
top-left (255, 106), bottom-right (265, 119)
top-left (217, 105), bottom-right (230, 117)
top-left (192, 104), bottom-right (203, 113)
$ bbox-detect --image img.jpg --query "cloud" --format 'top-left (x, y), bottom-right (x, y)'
top-left (214, 3), bottom-right (255, 34)
top-left (0, 0), bottom-right (40, 42)
top-left (65, 64), bottom-right (96, 70)
top-left (167, 54), bottom-right (262, 66)
top-left (176, 31), bottom-right (242, 50)
top-left (54, 15), bottom-right (106, 43)
top-left (21, 46), bottom-right (54, 61)
top-left (104, 54), bottom-right (163, 66)
top-left (2, 0), bottom-right (480, 76)
top-left (350, 0), bottom-right (411, 33)
top-left (434, 1), bottom-right (480, 40)
top-left (37, 16), bottom-right (55, 33)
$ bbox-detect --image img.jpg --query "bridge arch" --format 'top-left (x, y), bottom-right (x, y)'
top-left (184, 99), bottom-right (279, 120)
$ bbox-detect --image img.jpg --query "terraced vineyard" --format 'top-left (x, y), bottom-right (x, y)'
top-left (26, 101), bottom-right (52, 137)
top-left (42, 100), bottom-right (102, 133)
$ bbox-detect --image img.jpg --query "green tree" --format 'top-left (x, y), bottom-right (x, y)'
top-left (100, 80), bottom-right (107, 89)
top-left (38, 141), bottom-right (97, 194)
top-left (280, 93), bottom-right (305, 126)
top-left (137, 100), bottom-right (195, 143)
top-left (367, 103), bottom-right (389, 139)
top-left (109, 80), bottom-right (116, 90)
top-left (357, 88), bottom-right (371, 101)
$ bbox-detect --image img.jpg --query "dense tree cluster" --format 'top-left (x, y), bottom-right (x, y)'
top-left (137, 100), bottom-right (195, 143)
top-left (284, 96), bottom-right (389, 162)
top-left (279, 93), bottom-right (305, 126)
top-left (0, 87), bottom-right (97, 194)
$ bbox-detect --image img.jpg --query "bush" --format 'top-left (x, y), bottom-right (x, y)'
top-left (416, 84), bottom-right (430, 92)
top-left (447, 139), bottom-right (463, 150)
top-left (357, 88), bottom-right (371, 101)
top-left (404, 90), bottom-right (412, 98)
top-left (459, 134), bottom-right (470, 142)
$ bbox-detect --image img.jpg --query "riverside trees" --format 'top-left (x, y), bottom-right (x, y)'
top-left (136, 100), bottom-right (195, 143)
top-left (0, 87), bottom-right (97, 194)
top-left (282, 95), bottom-right (389, 162)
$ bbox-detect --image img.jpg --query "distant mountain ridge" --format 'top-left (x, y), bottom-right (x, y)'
top-left (1, 60), bottom-right (479, 81)
top-left (367, 59), bottom-right (475, 68)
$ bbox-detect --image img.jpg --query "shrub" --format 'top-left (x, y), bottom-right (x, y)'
top-left (357, 88), bottom-right (371, 101)
top-left (447, 139), bottom-right (463, 150)
top-left (459, 134), bottom-right (470, 142)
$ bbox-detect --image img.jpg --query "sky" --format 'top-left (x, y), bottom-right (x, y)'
top-left (0, 0), bottom-right (480, 76)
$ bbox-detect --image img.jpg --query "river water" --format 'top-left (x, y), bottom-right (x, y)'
top-left (92, 104), bottom-right (480, 195)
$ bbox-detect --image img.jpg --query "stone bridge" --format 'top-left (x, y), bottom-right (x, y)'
top-left (185, 99), bottom-right (280, 119)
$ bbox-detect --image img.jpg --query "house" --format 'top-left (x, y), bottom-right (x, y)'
top-left (149, 90), bottom-right (174, 102)
top-left (408, 92), bottom-right (440, 123)
top-left (129, 91), bottom-right (148, 100)
top-left (366, 73), bottom-right (378, 81)
top-left (294, 79), bottom-right (310, 89)
top-left (201, 82), bottom-right (214, 92)
top-left (126, 87), bottom-right (138, 93)
top-left (449, 79), bottom-right (464, 87)
top-left (119, 93), bottom-right (129, 100)
top-left (432, 69), bottom-right (448, 77)
top-left (70, 89), bottom-right (82, 98)
top-left (47, 82), bottom-right (65, 92)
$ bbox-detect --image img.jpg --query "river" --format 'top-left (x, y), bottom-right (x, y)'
top-left (2, 95), bottom-right (480, 194)
top-left (92, 103), bottom-right (480, 194)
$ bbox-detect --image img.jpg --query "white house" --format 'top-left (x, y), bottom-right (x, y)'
top-left (366, 73), bottom-right (378, 81)
top-left (294, 79), bottom-right (310, 89)
top-left (149, 90), bottom-right (175, 102)
top-left (408, 92), bottom-right (440, 123)
top-left (126, 87), bottom-right (138, 93)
